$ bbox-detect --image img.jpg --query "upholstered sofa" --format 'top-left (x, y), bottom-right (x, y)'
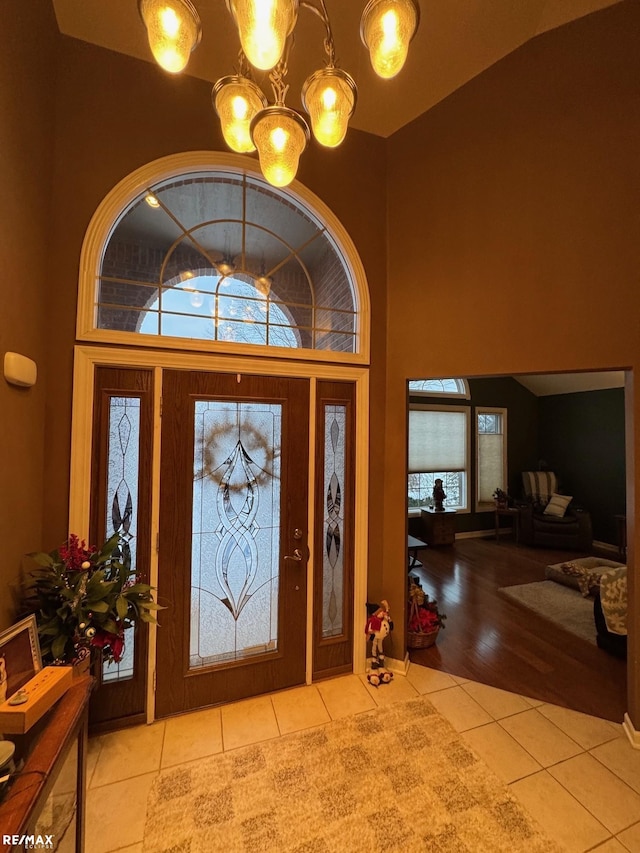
top-left (518, 471), bottom-right (593, 551)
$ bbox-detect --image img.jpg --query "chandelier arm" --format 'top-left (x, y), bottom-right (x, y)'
top-left (299, 0), bottom-right (335, 65)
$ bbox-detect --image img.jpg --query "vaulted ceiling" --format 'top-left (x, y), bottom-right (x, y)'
top-left (52, 0), bottom-right (620, 138)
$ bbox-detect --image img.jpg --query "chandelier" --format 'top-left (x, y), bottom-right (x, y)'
top-left (138, 0), bottom-right (420, 187)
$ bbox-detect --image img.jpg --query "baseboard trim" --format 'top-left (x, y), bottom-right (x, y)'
top-left (623, 713), bottom-right (640, 749)
top-left (455, 529), bottom-right (495, 540)
top-left (593, 539), bottom-right (621, 557)
top-left (385, 652), bottom-right (410, 676)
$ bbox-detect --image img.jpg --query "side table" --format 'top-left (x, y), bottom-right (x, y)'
top-left (421, 508), bottom-right (456, 546)
top-left (495, 506), bottom-right (520, 543)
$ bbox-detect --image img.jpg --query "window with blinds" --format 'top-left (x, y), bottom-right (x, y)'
top-left (408, 405), bottom-right (470, 511)
top-left (476, 408), bottom-right (507, 510)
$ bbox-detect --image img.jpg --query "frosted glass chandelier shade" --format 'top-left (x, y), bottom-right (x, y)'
top-left (225, 0), bottom-right (298, 71)
top-left (213, 77), bottom-right (268, 153)
top-left (302, 68), bottom-right (357, 148)
top-left (138, 0), bottom-right (202, 73)
top-left (251, 107), bottom-right (310, 188)
top-left (360, 0), bottom-right (419, 79)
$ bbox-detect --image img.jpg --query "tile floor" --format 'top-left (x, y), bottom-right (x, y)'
top-left (86, 665), bottom-right (640, 853)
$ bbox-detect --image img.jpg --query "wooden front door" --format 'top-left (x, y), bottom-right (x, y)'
top-left (155, 370), bottom-right (310, 717)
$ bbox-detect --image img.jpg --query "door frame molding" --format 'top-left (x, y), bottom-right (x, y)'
top-left (70, 345), bottom-right (369, 722)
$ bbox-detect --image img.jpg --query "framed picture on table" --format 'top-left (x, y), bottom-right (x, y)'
top-left (0, 615), bottom-right (42, 704)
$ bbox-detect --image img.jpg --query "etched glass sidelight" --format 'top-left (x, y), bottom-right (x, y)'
top-left (323, 405), bottom-right (346, 638)
top-left (190, 400), bottom-right (282, 668)
top-left (103, 396), bottom-right (141, 683)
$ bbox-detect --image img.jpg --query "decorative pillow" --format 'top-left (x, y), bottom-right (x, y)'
top-left (543, 493), bottom-right (572, 518)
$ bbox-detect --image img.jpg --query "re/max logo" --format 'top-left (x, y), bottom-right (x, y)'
top-left (1, 837), bottom-right (54, 850)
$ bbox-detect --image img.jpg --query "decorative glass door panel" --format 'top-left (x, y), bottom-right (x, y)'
top-left (191, 400), bottom-right (282, 668)
top-left (313, 381), bottom-right (355, 680)
top-left (156, 371), bottom-right (309, 717)
top-left (89, 368), bottom-right (153, 730)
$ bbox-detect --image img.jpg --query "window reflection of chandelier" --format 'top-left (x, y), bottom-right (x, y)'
top-left (138, 0), bottom-right (420, 187)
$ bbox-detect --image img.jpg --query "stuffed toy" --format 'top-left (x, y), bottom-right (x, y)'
top-left (365, 599), bottom-right (393, 669)
top-left (366, 667), bottom-right (394, 687)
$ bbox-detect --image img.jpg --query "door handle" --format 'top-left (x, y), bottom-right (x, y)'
top-left (284, 548), bottom-right (303, 563)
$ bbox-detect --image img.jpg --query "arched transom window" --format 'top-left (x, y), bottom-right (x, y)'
top-left (89, 165), bottom-right (363, 356)
top-left (408, 378), bottom-right (470, 398)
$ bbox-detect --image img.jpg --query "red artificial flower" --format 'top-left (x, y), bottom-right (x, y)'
top-left (58, 534), bottom-right (97, 572)
top-left (90, 627), bottom-right (125, 662)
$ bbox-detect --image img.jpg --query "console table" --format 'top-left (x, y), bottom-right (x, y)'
top-left (495, 506), bottom-right (520, 544)
top-left (420, 508), bottom-right (456, 546)
top-left (0, 676), bottom-right (93, 852)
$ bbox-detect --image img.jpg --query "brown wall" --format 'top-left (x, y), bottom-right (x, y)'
top-left (43, 37), bottom-right (388, 576)
top-left (0, 1), bottom-right (57, 629)
top-left (385, 1), bottom-right (640, 720)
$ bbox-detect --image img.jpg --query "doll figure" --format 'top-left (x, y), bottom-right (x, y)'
top-left (433, 478), bottom-right (446, 512)
top-left (365, 600), bottom-right (392, 668)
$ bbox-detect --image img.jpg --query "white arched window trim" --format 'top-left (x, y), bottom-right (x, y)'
top-left (408, 378), bottom-right (470, 398)
top-left (77, 151), bottom-right (370, 365)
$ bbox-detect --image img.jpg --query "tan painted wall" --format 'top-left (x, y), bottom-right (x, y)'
top-left (385, 1), bottom-right (640, 721)
top-left (0, 1), bottom-right (57, 629)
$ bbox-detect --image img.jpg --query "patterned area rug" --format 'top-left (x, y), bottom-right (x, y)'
top-left (142, 694), bottom-right (560, 853)
top-left (499, 580), bottom-right (596, 645)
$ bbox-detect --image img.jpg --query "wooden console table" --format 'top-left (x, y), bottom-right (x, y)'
top-left (0, 676), bottom-right (93, 852)
top-left (421, 508), bottom-right (456, 546)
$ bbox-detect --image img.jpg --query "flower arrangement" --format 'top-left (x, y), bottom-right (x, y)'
top-left (493, 488), bottom-right (509, 506)
top-left (408, 581), bottom-right (446, 638)
top-left (23, 532), bottom-right (161, 667)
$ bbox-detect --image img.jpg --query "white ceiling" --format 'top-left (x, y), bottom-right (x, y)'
top-left (51, 0), bottom-right (621, 138)
top-left (514, 372), bottom-right (626, 396)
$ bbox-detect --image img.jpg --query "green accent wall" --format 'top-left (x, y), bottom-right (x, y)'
top-left (538, 388), bottom-right (626, 545)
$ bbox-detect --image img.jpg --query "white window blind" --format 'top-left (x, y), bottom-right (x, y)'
top-left (408, 409), bottom-right (468, 473)
top-left (477, 409), bottom-right (506, 505)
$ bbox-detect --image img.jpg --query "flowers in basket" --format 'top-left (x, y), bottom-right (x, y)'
top-left (23, 532), bottom-right (162, 667)
top-left (408, 582), bottom-right (446, 635)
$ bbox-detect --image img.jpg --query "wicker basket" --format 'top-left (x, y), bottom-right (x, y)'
top-left (407, 627), bottom-right (440, 649)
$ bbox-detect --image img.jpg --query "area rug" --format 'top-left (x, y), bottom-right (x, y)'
top-left (142, 695), bottom-right (561, 853)
top-left (499, 580), bottom-right (596, 645)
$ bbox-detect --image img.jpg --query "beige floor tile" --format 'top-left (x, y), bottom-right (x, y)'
top-left (591, 738), bottom-right (640, 796)
top-left (617, 820), bottom-right (640, 851)
top-left (359, 672), bottom-right (419, 705)
top-left (316, 674), bottom-right (376, 719)
top-left (271, 684), bottom-right (331, 734)
top-left (87, 736), bottom-right (102, 787)
top-left (86, 772), bottom-right (157, 853)
top-left (106, 845), bottom-right (144, 853)
top-left (538, 703), bottom-right (622, 749)
top-left (90, 722), bottom-right (165, 788)
top-left (461, 722), bottom-right (542, 783)
top-left (460, 680), bottom-right (532, 720)
top-left (448, 674), bottom-right (470, 684)
top-left (161, 706), bottom-right (223, 768)
top-left (588, 839), bottom-right (628, 852)
top-left (549, 753), bottom-right (640, 834)
top-left (510, 770), bottom-right (610, 852)
top-left (426, 685), bottom-right (493, 732)
top-left (221, 694), bottom-right (279, 751)
top-left (499, 709), bottom-right (582, 767)
top-left (406, 663), bottom-right (458, 694)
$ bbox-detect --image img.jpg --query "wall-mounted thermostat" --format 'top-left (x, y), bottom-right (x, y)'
top-left (3, 352), bottom-right (37, 387)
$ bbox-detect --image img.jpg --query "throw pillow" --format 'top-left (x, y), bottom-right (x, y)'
top-left (543, 493), bottom-right (572, 517)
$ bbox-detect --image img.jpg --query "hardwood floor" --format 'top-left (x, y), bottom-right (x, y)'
top-left (408, 536), bottom-right (627, 723)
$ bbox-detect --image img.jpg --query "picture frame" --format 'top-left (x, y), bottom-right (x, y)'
top-left (0, 615), bottom-right (43, 704)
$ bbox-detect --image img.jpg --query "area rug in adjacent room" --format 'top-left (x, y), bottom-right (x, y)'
top-left (499, 579), bottom-right (596, 645)
top-left (142, 695), bottom-right (561, 853)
